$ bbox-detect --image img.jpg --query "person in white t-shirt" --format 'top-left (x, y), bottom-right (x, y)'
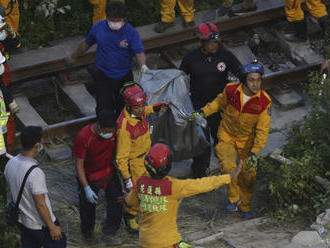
top-left (5, 126), bottom-right (67, 248)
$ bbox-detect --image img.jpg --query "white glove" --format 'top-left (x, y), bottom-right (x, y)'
top-left (9, 100), bottom-right (19, 114)
top-left (84, 186), bottom-right (98, 204)
top-left (6, 24), bottom-right (16, 38)
top-left (125, 178), bottom-right (134, 192)
top-left (140, 64), bottom-right (149, 74)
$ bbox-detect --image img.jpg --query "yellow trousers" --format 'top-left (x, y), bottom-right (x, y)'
top-left (216, 141), bottom-right (256, 212)
top-left (160, 0), bottom-right (195, 23)
top-left (90, 0), bottom-right (125, 24)
top-left (285, 0), bottom-right (327, 22)
top-left (125, 159), bottom-right (147, 216)
top-left (0, 0), bottom-right (19, 32)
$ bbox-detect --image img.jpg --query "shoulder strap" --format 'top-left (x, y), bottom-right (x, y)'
top-left (15, 165), bottom-right (38, 210)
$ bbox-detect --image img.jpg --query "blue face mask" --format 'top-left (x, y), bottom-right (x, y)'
top-left (37, 144), bottom-right (44, 153)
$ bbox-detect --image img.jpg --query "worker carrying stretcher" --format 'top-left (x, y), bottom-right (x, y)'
top-left (115, 82), bottom-right (168, 233)
top-left (124, 143), bottom-right (242, 248)
top-left (191, 60), bottom-right (272, 219)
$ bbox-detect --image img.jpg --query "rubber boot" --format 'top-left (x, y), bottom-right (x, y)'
top-left (124, 212), bottom-right (139, 233)
top-left (318, 15), bottom-right (328, 34)
top-left (285, 20), bottom-right (307, 42)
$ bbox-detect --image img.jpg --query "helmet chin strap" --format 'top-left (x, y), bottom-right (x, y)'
top-left (243, 83), bottom-right (255, 96)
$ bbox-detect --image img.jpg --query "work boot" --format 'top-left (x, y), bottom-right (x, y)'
top-left (232, 5), bottom-right (257, 15)
top-left (225, 200), bottom-right (241, 212)
top-left (154, 21), bottom-right (174, 33)
top-left (183, 20), bottom-right (195, 28)
top-left (318, 15), bottom-right (328, 34)
top-left (238, 209), bottom-right (254, 220)
top-left (284, 20), bottom-right (308, 42)
top-left (217, 6), bottom-right (235, 17)
top-left (124, 213), bottom-right (139, 233)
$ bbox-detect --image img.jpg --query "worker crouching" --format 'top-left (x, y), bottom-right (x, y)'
top-left (124, 143), bottom-right (242, 248)
top-left (116, 82), bottom-right (168, 233)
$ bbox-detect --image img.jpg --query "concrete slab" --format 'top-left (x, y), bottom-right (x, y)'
top-left (225, 45), bottom-right (272, 74)
top-left (44, 144), bottom-right (72, 161)
top-left (15, 95), bottom-right (47, 127)
top-left (60, 83), bottom-right (96, 116)
top-left (270, 103), bottom-right (311, 131)
top-left (274, 32), bottom-right (322, 64)
top-left (268, 87), bottom-right (304, 110)
top-left (260, 131), bottom-right (287, 156)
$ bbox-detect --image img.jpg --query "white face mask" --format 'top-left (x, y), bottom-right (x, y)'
top-left (0, 64), bottom-right (4, 75)
top-left (108, 21), bottom-right (124, 31)
top-left (99, 131), bottom-right (114, 139)
top-left (0, 30), bottom-right (6, 41)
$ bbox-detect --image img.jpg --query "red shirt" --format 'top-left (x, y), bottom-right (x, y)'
top-left (72, 124), bottom-right (116, 188)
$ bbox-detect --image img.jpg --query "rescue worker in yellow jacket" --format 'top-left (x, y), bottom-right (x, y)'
top-left (284, 0), bottom-right (328, 42)
top-left (154, 0), bottom-right (195, 33)
top-left (191, 60), bottom-right (271, 219)
top-left (0, 0), bottom-right (19, 33)
top-left (89, 0), bottom-right (124, 24)
top-left (116, 82), bottom-right (168, 232)
top-left (125, 143), bottom-right (242, 248)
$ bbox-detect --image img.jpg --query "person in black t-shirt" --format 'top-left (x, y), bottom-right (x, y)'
top-left (180, 22), bottom-right (241, 178)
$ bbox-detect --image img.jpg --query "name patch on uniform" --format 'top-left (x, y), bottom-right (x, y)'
top-left (217, 62), bottom-right (226, 72)
top-left (120, 39), bottom-right (128, 48)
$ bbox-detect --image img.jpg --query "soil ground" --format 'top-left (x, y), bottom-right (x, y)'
top-left (38, 151), bottom-right (310, 248)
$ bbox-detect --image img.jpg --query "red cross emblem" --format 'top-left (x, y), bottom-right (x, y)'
top-left (217, 62), bottom-right (226, 72)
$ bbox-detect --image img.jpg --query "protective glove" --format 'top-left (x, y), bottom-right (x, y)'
top-left (125, 178), bottom-right (134, 192)
top-left (140, 64), bottom-right (149, 74)
top-left (189, 109), bottom-right (204, 121)
top-left (153, 102), bottom-right (168, 112)
top-left (246, 152), bottom-right (258, 172)
top-left (5, 24), bottom-right (16, 38)
top-left (177, 241), bottom-right (193, 248)
top-left (9, 100), bottom-right (19, 114)
top-left (84, 186), bottom-right (98, 204)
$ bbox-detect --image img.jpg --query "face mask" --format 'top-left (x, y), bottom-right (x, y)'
top-left (37, 144), bottom-right (44, 153)
top-left (108, 21), bottom-right (124, 31)
top-left (99, 131), bottom-right (114, 139)
top-left (0, 64), bottom-right (4, 75)
top-left (0, 30), bottom-right (6, 41)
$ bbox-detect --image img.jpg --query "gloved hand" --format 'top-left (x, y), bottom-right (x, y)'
top-left (84, 186), bottom-right (98, 204)
top-left (189, 109), bottom-right (204, 121)
top-left (9, 100), bottom-right (19, 114)
top-left (125, 178), bottom-right (134, 192)
top-left (177, 241), bottom-right (193, 248)
top-left (153, 102), bottom-right (168, 112)
top-left (5, 24), bottom-right (16, 38)
top-left (246, 152), bottom-right (258, 172)
top-left (140, 64), bottom-right (149, 74)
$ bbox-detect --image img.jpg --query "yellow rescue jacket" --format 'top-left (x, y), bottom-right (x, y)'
top-left (202, 82), bottom-right (272, 155)
top-left (125, 174), bottom-right (231, 248)
top-left (116, 106), bottom-right (154, 180)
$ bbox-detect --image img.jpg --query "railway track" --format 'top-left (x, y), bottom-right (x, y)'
top-left (10, 0), bottom-right (324, 145)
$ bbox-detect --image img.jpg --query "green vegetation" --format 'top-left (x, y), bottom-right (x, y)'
top-left (258, 73), bottom-right (330, 220)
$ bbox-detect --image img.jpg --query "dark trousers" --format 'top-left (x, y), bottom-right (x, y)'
top-left (191, 101), bottom-right (221, 178)
top-left (18, 220), bottom-right (67, 248)
top-left (94, 69), bottom-right (133, 117)
top-left (79, 173), bottom-right (123, 236)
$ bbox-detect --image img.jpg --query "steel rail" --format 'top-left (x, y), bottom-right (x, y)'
top-left (10, 6), bottom-right (285, 83)
top-left (12, 61), bottom-right (318, 144)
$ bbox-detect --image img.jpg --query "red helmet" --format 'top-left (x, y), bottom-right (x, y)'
top-left (122, 83), bottom-right (146, 106)
top-left (145, 143), bottom-right (172, 179)
top-left (196, 22), bottom-right (220, 41)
